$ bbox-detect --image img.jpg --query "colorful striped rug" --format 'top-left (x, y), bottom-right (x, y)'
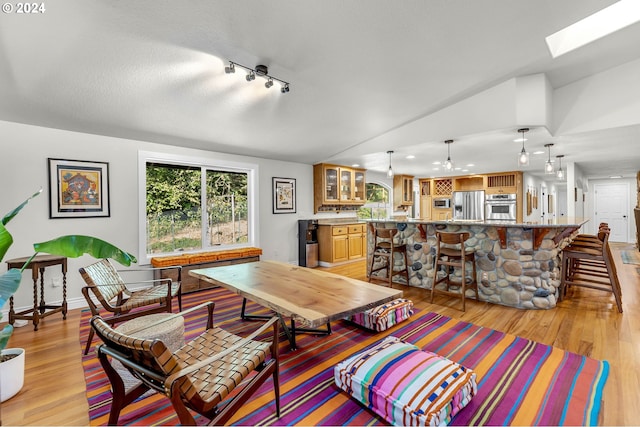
top-left (80, 288), bottom-right (608, 426)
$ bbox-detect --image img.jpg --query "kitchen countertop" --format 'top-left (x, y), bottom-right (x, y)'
top-left (316, 218), bottom-right (364, 225)
top-left (365, 217), bottom-right (589, 228)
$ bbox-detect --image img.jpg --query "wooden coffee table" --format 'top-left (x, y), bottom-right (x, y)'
top-left (189, 260), bottom-right (402, 349)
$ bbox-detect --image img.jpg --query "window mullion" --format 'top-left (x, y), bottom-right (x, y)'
top-left (201, 167), bottom-right (208, 249)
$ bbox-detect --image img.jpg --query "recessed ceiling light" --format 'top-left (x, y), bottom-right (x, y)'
top-left (352, 163), bottom-right (360, 167)
top-left (513, 138), bottom-right (528, 143)
top-left (432, 161), bottom-right (441, 165)
top-left (454, 167), bottom-right (462, 171)
top-left (466, 163), bottom-right (474, 167)
top-left (609, 175), bottom-right (623, 179)
top-left (546, 0), bottom-right (640, 58)
top-left (462, 169), bottom-right (469, 172)
top-left (533, 150), bottom-right (545, 155)
top-left (406, 155), bottom-right (415, 159)
top-left (433, 167), bottom-right (440, 171)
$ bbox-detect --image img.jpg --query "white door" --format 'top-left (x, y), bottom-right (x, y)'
top-left (594, 182), bottom-right (629, 242)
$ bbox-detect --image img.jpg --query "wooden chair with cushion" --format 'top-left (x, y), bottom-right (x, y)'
top-left (432, 231), bottom-right (478, 311)
top-left (80, 258), bottom-right (182, 355)
top-left (91, 302), bottom-right (280, 426)
top-left (367, 223), bottom-right (410, 287)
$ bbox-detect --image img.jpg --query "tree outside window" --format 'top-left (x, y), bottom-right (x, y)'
top-left (357, 183), bottom-right (390, 219)
top-left (146, 163), bottom-right (249, 255)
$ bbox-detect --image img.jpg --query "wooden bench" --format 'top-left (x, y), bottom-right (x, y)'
top-left (151, 247), bottom-right (262, 293)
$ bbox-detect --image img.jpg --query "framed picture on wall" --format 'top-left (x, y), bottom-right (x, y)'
top-left (48, 158), bottom-right (110, 218)
top-left (272, 177), bottom-right (296, 214)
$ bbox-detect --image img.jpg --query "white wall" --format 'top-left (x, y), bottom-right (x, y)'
top-left (0, 120), bottom-right (313, 313)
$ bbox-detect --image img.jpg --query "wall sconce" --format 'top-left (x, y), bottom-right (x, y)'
top-left (225, 61), bottom-right (290, 94)
top-left (517, 128), bottom-right (530, 167)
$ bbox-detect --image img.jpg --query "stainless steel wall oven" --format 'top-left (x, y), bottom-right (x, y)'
top-left (485, 193), bottom-right (516, 222)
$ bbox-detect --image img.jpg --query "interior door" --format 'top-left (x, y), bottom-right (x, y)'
top-left (594, 182), bottom-right (629, 242)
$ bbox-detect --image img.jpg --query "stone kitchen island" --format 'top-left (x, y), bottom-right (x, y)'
top-left (367, 218), bottom-right (588, 309)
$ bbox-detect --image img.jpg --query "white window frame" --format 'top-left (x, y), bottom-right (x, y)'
top-left (138, 150), bottom-right (259, 264)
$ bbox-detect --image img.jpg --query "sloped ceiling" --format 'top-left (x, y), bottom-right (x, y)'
top-left (1, 0), bottom-right (639, 179)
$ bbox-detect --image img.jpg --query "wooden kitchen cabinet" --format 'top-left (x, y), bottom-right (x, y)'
top-left (347, 224), bottom-right (366, 259)
top-left (419, 179), bottom-right (432, 219)
top-left (318, 223), bottom-right (366, 265)
top-left (484, 171), bottom-right (522, 194)
top-left (433, 178), bottom-right (453, 196)
top-left (393, 175), bottom-right (414, 209)
top-left (314, 163), bottom-right (367, 213)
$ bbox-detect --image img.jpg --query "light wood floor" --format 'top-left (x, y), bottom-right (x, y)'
top-left (2, 243), bottom-right (639, 426)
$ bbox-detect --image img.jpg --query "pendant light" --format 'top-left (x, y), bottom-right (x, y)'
top-left (556, 155), bottom-right (565, 180)
top-left (443, 140), bottom-right (454, 171)
top-left (544, 143), bottom-right (555, 174)
top-left (517, 128), bottom-right (529, 166)
top-left (386, 150), bottom-right (394, 177)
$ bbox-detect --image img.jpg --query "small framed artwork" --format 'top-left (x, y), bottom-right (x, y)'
top-left (48, 158), bottom-right (110, 218)
top-left (272, 177), bottom-right (296, 214)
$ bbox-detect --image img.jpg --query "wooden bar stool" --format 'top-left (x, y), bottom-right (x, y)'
top-left (432, 231), bottom-right (478, 311)
top-left (560, 228), bottom-right (622, 312)
top-left (368, 224), bottom-right (409, 287)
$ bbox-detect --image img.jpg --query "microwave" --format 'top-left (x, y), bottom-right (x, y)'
top-left (433, 198), bottom-right (451, 208)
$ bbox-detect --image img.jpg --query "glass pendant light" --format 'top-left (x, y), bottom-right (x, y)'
top-left (386, 150), bottom-right (394, 177)
top-left (443, 140), bottom-right (454, 171)
top-left (544, 143), bottom-right (555, 174)
top-left (556, 155), bottom-right (565, 179)
top-left (517, 128), bottom-right (529, 167)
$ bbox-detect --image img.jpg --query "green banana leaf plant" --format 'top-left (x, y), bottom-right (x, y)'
top-left (0, 189), bottom-right (137, 350)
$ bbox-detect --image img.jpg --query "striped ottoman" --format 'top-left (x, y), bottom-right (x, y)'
top-left (348, 298), bottom-right (413, 332)
top-left (334, 336), bottom-right (477, 426)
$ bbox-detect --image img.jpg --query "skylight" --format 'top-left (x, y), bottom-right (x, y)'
top-left (545, 0), bottom-right (640, 58)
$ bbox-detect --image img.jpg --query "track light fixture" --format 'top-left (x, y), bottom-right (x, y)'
top-left (517, 128), bottom-right (530, 167)
top-left (556, 155), bottom-right (565, 180)
top-left (387, 151), bottom-right (394, 177)
top-left (224, 61), bottom-right (291, 94)
top-left (544, 143), bottom-right (555, 174)
top-left (443, 140), bottom-right (454, 171)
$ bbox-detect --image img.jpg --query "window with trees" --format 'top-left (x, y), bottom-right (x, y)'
top-left (357, 183), bottom-right (390, 219)
top-left (141, 152), bottom-right (256, 258)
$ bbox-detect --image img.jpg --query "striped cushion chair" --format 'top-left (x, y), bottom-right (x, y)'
top-left (91, 302), bottom-right (280, 426)
top-left (335, 336), bottom-right (477, 426)
top-left (348, 298), bottom-right (414, 332)
top-left (79, 258), bottom-right (182, 355)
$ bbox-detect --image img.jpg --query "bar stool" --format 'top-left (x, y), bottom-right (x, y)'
top-left (559, 228), bottom-right (622, 312)
top-left (432, 231), bottom-right (478, 311)
top-left (368, 224), bottom-right (409, 287)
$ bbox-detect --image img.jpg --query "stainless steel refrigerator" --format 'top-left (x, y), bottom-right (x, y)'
top-left (452, 190), bottom-right (485, 221)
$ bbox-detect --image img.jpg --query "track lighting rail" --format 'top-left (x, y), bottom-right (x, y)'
top-left (225, 61), bottom-right (290, 93)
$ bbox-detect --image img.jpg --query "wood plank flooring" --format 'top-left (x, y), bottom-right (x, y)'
top-left (2, 243), bottom-right (639, 425)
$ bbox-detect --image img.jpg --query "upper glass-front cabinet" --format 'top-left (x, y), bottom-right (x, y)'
top-left (354, 171), bottom-right (365, 202)
top-left (340, 169), bottom-right (352, 201)
top-left (314, 163), bottom-right (367, 212)
top-left (324, 166), bottom-right (339, 201)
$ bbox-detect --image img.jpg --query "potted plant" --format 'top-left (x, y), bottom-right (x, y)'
top-left (0, 189), bottom-right (136, 402)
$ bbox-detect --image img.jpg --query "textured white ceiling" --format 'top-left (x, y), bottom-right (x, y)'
top-left (1, 0), bottom-right (639, 179)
